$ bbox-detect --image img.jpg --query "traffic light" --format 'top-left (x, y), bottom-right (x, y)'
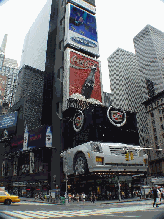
top-left (130, 152), bottom-right (134, 160)
top-left (125, 151), bottom-right (129, 161)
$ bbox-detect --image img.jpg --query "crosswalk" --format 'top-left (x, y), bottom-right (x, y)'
top-left (1, 204), bottom-right (160, 219)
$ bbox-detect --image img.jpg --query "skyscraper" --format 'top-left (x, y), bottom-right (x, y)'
top-left (107, 48), bottom-right (142, 113)
top-left (133, 24), bottom-right (164, 101)
top-left (10, 0), bottom-right (101, 192)
top-left (134, 25), bottom-right (164, 179)
top-left (0, 34), bottom-right (19, 112)
top-left (107, 25), bottom-right (164, 149)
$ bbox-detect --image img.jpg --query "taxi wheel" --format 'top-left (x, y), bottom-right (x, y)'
top-left (74, 153), bottom-right (88, 175)
top-left (4, 199), bottom-right (11, 205)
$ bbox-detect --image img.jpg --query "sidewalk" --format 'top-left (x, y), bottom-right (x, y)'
top-left (20, 196), bottom-right (163, 206)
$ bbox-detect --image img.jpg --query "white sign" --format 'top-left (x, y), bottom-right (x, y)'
top-left (30, 152), bottom-right (34, 173)
top-left (46, 126), bottom-right (52, 148)
top-left (23, 125), bottom-right (28, 150)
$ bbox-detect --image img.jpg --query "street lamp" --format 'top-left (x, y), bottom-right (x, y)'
top-left (60, 152), bottom-right (69, 205)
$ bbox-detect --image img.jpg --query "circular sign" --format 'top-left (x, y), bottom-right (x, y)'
top-left (73, 110), bottom-right (84, 132)
top-left (107, 106), bottom-right (126, 127)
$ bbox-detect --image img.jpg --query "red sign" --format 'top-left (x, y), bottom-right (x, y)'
top-left (69, 51), bottom-right (102, 103)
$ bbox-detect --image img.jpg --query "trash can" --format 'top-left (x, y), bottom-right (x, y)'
top-left (60, 197), bottom-right (65, 204)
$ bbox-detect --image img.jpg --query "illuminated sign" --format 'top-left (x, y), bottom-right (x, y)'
top-left (65, 4), bottom-right (99, 57)
top-left (0, 111), bottom-right (18, 129)
top-left (107, 106), bottom-right (126, 127)
top-left (71, 37), bottom-right (97, 47)
top-left (63, 48), bottom-right (103, 111)
top-left (67, 0), bottom-right (96, 14)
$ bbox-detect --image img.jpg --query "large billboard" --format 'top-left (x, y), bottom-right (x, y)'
top-left (65, 3), bottom-right (99, 57)
top-left (63, 48), bottom-right (103, 111)
top-left (67, 0), bottom-right (96, 14)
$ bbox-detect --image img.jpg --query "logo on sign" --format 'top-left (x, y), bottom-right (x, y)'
top-left (111, 111), bottom-right (123, 122)
top-left (73, 110), bottom-right (84, 132)
top-left (71, 37), bottom-right (97, 48)
top-left (107, 106), bottom-right (126, 127)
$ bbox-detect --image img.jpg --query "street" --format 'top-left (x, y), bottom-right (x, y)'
top-left (0, 198), bottom-right (164, 219)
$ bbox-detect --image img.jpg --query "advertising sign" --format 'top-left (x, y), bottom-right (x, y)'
top-left (29, 152), bottom-right (34, 173)
top-left (63, 48), bottom-right (103, 111)
top-left (107, 106), bottom-right (126, 127)
top-left (67, 0), bottom-right (96, 14)
top-left (65, 3), bottom-right (99, 57)
top-left (0, 111), bottom-right (18, 129)
top-left (23, 125), bottom-right (28, 151)
top-left (45, 126), bottom-right (52, 148)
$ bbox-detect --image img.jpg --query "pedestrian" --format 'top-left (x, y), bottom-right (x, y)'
top-left (76, 193), bottom-right (79, 203)
top-left (153, 187), bottom-right (158, 207)
top-left (157, 188), bottom-right (161, 203)
top-left (82, 192), bottom-right (86, 203)
top-left (121, 191), bottom-right (125, 199)
top-left (72, 193), bottom-right (75, 202)
top-left (92, 193), bottom-right (96, 203)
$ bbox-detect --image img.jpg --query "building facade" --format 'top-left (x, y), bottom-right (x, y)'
top-left (0, 34), bottom-right (19, 112)
top-left (142, 91), bottom-right (164, 181)
top-left (107, 25), bottom-right (164, 186)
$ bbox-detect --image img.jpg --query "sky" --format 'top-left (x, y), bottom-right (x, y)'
top-left (0, 0), bottom-right (164, 93)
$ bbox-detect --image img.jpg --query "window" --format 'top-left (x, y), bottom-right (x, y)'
top-left (60, 18), bottom-right (65, 26)
top-left (56, 102), bottom-right (62, 119)
top-left (57, 67), bottom-right (63, 81)
top-left (6, 67), bottom-right (10, 73)
top-left (0, 192), bottom-right (7, 196)
top-left (61, 0), bottom-right (65, 7)
top-left (59, 40), bottom-right (64, 51)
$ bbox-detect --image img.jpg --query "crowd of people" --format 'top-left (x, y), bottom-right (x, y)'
top-left (67, 192), bottom-right (97, 203)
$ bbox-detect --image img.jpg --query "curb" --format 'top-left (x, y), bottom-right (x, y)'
top-left (0, 213), bottom-right (15, 219)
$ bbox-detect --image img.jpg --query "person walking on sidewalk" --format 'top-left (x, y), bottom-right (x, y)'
top-left (91, 193), bottom-right (96, 203)
top-left (153, 187), bottom-right (158, 207)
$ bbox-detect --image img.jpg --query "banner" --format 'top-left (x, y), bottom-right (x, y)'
top-left (65, 3), bottom-right (99, 57)
top-left (63, 48), bottom-right (103, 111)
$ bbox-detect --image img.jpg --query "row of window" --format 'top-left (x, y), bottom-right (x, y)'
top-left (2, 161), bottom-right (49, 177)
top-left (0, 66), bottom-right (19, 74)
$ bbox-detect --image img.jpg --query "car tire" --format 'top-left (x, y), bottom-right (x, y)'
top-left (74, 153), bottom-right (88, 175)
top-left (4, 199), bottom-right (11, 205)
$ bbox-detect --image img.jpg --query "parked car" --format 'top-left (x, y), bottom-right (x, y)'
top-left (0, 190), bottom-right (21, 205)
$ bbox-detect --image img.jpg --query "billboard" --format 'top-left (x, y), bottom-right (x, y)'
top-left (63, 48), bottom-right (103, 111)
top-left (67, 0), bottom-right (96, 14)
top-left (65, 3), bottom-right (99, 57)
top-left (0, 111), bottom-right (18, 130)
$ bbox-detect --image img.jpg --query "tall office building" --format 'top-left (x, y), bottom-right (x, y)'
top-left (1, 0), bottom-right (102, 194)
top-left (133, 25), bottom-right (164, 101)
top-left (107, 48), bottom-right (147, 147)
top-left (107, 48), bottom-right (143, 113)
top-left (0, 35), bottom-right (19, 112)
top-left (134, 25), bottom-right (164, 180)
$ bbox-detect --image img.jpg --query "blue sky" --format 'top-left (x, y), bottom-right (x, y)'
top-left (0, 0), bottom-right (164, 92)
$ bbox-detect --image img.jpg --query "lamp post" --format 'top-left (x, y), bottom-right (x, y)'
top-left (63, 154), bottom-right (69, 205)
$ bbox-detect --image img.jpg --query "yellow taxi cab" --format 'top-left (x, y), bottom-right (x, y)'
top-left (0, 190), bottom-right (21, 205)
